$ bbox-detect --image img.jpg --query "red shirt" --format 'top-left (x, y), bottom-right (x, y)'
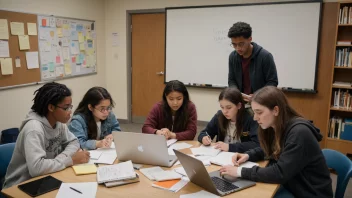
top-left (142, 101), bottom-right (197, 140)
top-left (242, 57), bottom-right (251, 94)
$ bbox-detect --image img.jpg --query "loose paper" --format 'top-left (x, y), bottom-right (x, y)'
top-left (0, 19), bottom-right (9, 39)
top-left (10, 22), bottom-right (24, 35)
top-left (15, 56), bottom-right (21, 67)
top-left (49, 62), bottom-right (55, 72)
top-left (18, 35), bottom-right (30, 50)
top-left (79, 42), bottom-right (85, 51)
top-left (64, 63), bottom-right (72, 75)
top-left (0, 40), bottom-right (10, 57)
top-left (70, 41), bottom-right (79, 54)
top-left (27, 23), bottom-right (37, 35)
top-left (57, 28), bottom-right (63, 38)
top-left (25, 51), bottom-right (39, 69)
top-left (112, 32), bottom-right (118, 46)
top-left (55, 66), bottom-right (64, 77)
top-left (78, 32), bottom-right (84, 43)
top-left (62, 47), bottom-right (70, 60)
top-left (0, 58), bottom-right (13, 75)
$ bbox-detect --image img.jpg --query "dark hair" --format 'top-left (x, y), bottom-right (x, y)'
top-left (252, 86), bottom-right (302, 160)
top-left (162, 80), bottom-right (190, 132)
top-left (218, 87), bottom-right (245, 139)
top-left (31, 82), bottom-right (71, 117)
top-left (74, 87), bottom-right (115, 139)
top-left (228, 22), bottom-right (252, 39)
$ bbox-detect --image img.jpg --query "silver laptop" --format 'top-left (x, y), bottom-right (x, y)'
top-left (112, 132), bottom-right (177, 167)
top-left (174, 149), bottom-right (256, 196)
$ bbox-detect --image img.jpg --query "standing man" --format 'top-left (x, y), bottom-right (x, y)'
top-left (228, 22), bottom-right (278, 102)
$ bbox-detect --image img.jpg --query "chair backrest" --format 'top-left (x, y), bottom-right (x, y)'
top-left (1, 128), bottom-right (19, 144)
top-left (322, 149), bottom-right (352, 198)
top-left (0, 143), bottom-right (15, 178)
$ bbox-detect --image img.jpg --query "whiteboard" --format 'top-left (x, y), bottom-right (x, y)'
top-left (165, 1), bottom-right (321, 90)
top-left (37, 15), bottom-right (96, 81)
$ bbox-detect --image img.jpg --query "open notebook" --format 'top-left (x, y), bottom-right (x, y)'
top-left (209, 152), bottom-right (259, 168)
top-left (190, 145), bottom-right (221, 156)
top-left (97, 160), bottom-right (136, 184)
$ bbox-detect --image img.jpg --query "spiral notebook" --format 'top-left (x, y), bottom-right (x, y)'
top-left (96, 160), bottom-right (136, 184)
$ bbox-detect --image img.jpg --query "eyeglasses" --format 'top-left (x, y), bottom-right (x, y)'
top-left (55, 105), bottom-right (73, 112)
top-left (230, 42), bottom-right (246, 49)
top-left (94, 106), bottom-right (113, 113)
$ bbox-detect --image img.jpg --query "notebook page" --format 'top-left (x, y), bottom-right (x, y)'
top-left (139, 166), bottom-right (164, 181)
top-left (190, 145), bottom-right (221, 156)
top-left (97, 161), bottom-right (135, 184)
top-left (55, 182), bottom-right (97, 198)
top-left (152, 170), bottom-right (182, 181)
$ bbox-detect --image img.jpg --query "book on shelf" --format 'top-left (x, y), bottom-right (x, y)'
top-left (333, 89), bottom-right (352, 109)
top-left (328, 117), bottom-right (352, 141)
top-left (333, 81), bottom-right (352, 87)
top-left (335, 47), bottom-right (352, 67)
top-left (339, 6), bottom-right (352, 24)
top-left (337, 41), bottom-right (352, 45)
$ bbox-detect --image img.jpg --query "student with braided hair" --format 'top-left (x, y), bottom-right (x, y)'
top-left (3, 82), bottom-right (90, 189)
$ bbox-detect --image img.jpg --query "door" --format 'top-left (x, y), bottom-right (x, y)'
top-left (131, 13), bottom-right (166, 123)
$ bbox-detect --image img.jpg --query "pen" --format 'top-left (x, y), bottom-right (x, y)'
top-left (69, 187), bottom-right (82, 194)
top-left (205, 132), bottom-right (211, 139)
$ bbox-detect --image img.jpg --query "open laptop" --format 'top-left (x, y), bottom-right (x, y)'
top-left (112, 132), bottom-right (177, 167)
top-left (174, 149), bottom-right (256, 196)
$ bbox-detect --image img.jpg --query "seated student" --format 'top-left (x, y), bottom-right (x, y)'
top-left (68, 87), bottom-right (121, 150)
top-left (219, 86), bottom-right (333, 198)
top-left (142, 80), bottom-right (197, 140)
top-left (198, 87), bottom-right (259, 153)
top-left (3, 82), bottom-right (89, 189)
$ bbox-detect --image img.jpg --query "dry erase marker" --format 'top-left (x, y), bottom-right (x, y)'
top-left (70, 187), bottom-right (82, 194)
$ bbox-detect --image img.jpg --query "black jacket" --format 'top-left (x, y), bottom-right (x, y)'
top-left (241, 118), bottom-right (333, 198)
top-left (228, 42), bottom-right (278, 93)
top-left (197, 110), bottom-right (259, 153)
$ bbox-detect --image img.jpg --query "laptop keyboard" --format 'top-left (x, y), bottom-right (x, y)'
top-left (211, 177), bottom-right (239, 192)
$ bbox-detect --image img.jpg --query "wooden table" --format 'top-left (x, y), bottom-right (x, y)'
top-left (2, 141), bottom-right (279, 198)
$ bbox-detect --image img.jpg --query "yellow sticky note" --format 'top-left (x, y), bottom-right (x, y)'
top-left (79, 42), bottom-right (85, 51)
top-left (72, 164), bottom-right (97, 175)
top-left (86, 31), bottom-right (91, 40)
top-left (27, 23), bottom-right (37, 35)
top-left (86, 49), bottom-right (94, 55)
top-left (64, 63), bottom-right (72, 75)
top-left (0, 58), bottom-right (13, 75)
top-left (78, 32), bottom-right (84, 43)
top-left (0, 19), bottom-right (9, 40)
top-left (18, 35), bottom-right (30, 50)
top-left (63, 24), bottom-right (69, 29)
top-left (10, 22), bottom-right (24, 35)
top-left (57, 28), bottom-right (63, 38)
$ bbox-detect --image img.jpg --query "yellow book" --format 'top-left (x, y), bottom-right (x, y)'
top-left (72, 164), bottom-right (97, 175)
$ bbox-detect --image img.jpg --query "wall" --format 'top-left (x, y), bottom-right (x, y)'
top-left (105, 0), bottom-right (308, 121)
top-left (0, 0), bottom-right (106, 132)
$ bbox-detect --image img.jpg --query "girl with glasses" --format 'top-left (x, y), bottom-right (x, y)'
top-left (68, 87), bottom-right (121, 150)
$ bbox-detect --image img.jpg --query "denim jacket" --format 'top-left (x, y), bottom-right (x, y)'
top-left (68, 112), bottom-right (121, 150)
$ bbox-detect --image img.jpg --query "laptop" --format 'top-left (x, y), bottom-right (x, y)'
top-left (174, 149), bottom-right (256, 196)
top-left (112, 132), bottom-right (177, 167)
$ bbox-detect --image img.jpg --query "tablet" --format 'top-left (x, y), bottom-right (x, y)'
top-left (18, 175), bottom-right (62, 197)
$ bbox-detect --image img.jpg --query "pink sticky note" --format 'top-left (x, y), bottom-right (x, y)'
top-left (72, 56), bottom-right (76, 63)
top-left (56, 56), bottom-right (60, 63)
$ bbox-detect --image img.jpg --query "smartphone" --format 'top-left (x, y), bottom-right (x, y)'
top-left (18, 175), bottom-right (62, 197)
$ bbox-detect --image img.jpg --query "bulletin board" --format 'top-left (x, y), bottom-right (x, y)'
top-left (0, 10), bottom-right (41, 88)
top-left (37, 15), bottom-right (96, 80)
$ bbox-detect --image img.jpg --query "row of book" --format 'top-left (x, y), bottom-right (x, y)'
top-left (339, 6), bottom-right (352, 24)
top-left (328, 117), bottom-right (349, 139)
top-left (333, 89), bottom-right (352, 109)
top-left (335, 47), bottom-right (352, 67)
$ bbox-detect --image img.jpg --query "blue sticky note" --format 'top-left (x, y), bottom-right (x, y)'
top-left (76, 24), bottom-right (83, 31)
top-left (80, 54), bottom-right (85, 63)
top-left (42, 65), bottom-right (48, 71)
top-left (71, 31), bottom-right (78, 41)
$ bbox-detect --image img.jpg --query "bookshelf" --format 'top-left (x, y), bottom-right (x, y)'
top-left (326, 2), bottom-right (352, 155)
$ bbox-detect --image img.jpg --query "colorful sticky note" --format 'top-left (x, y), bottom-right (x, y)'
top-left (49, 62), bottom-right (55, 72)
top-left (18, 35), bottom-right (30, 50)
top-left (87, 39), bottom-right (93, 48)
top-left (79, 43), bottom-right (85, 51)
top-left (0, 58), bottom-right (13, 75)
top-left (56, 56), bottom-right (61, 64)
top-left (64, 63), bottom-right (72, 75)
top-left (76, 54), bottom-right (81, 64)
top-left (78, 32), bottom-right (84, 43)
top-left (57, 28), bottom-right (63, 38)
top-left (71, 56), bottom-right (76, 63)
top-left (42, 18), bottom-right (47, 27)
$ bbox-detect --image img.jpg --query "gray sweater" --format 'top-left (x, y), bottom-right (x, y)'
top-left (3, 110), bottom-right (79, 189)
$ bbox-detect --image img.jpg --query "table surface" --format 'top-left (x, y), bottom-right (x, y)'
top-left (2, 141), bottom-right (279, 198)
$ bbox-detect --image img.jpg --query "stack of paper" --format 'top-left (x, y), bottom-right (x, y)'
top-left (97, 160), bottom-right (136, 184)
top-left (104, 173), bottom-right (140, 188)
top-left (152, 179), bottom-right (188, 193)
top-left (190, 145), bottom-right (221, 157)
top-left (140, 166), bottom-right (182, 181)
top-left (56, 182), bottom-right (97, 198)
top-left (168, 142), bottom-right (193, 155)
top-left (180, 190), bottom-right (220, 198)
